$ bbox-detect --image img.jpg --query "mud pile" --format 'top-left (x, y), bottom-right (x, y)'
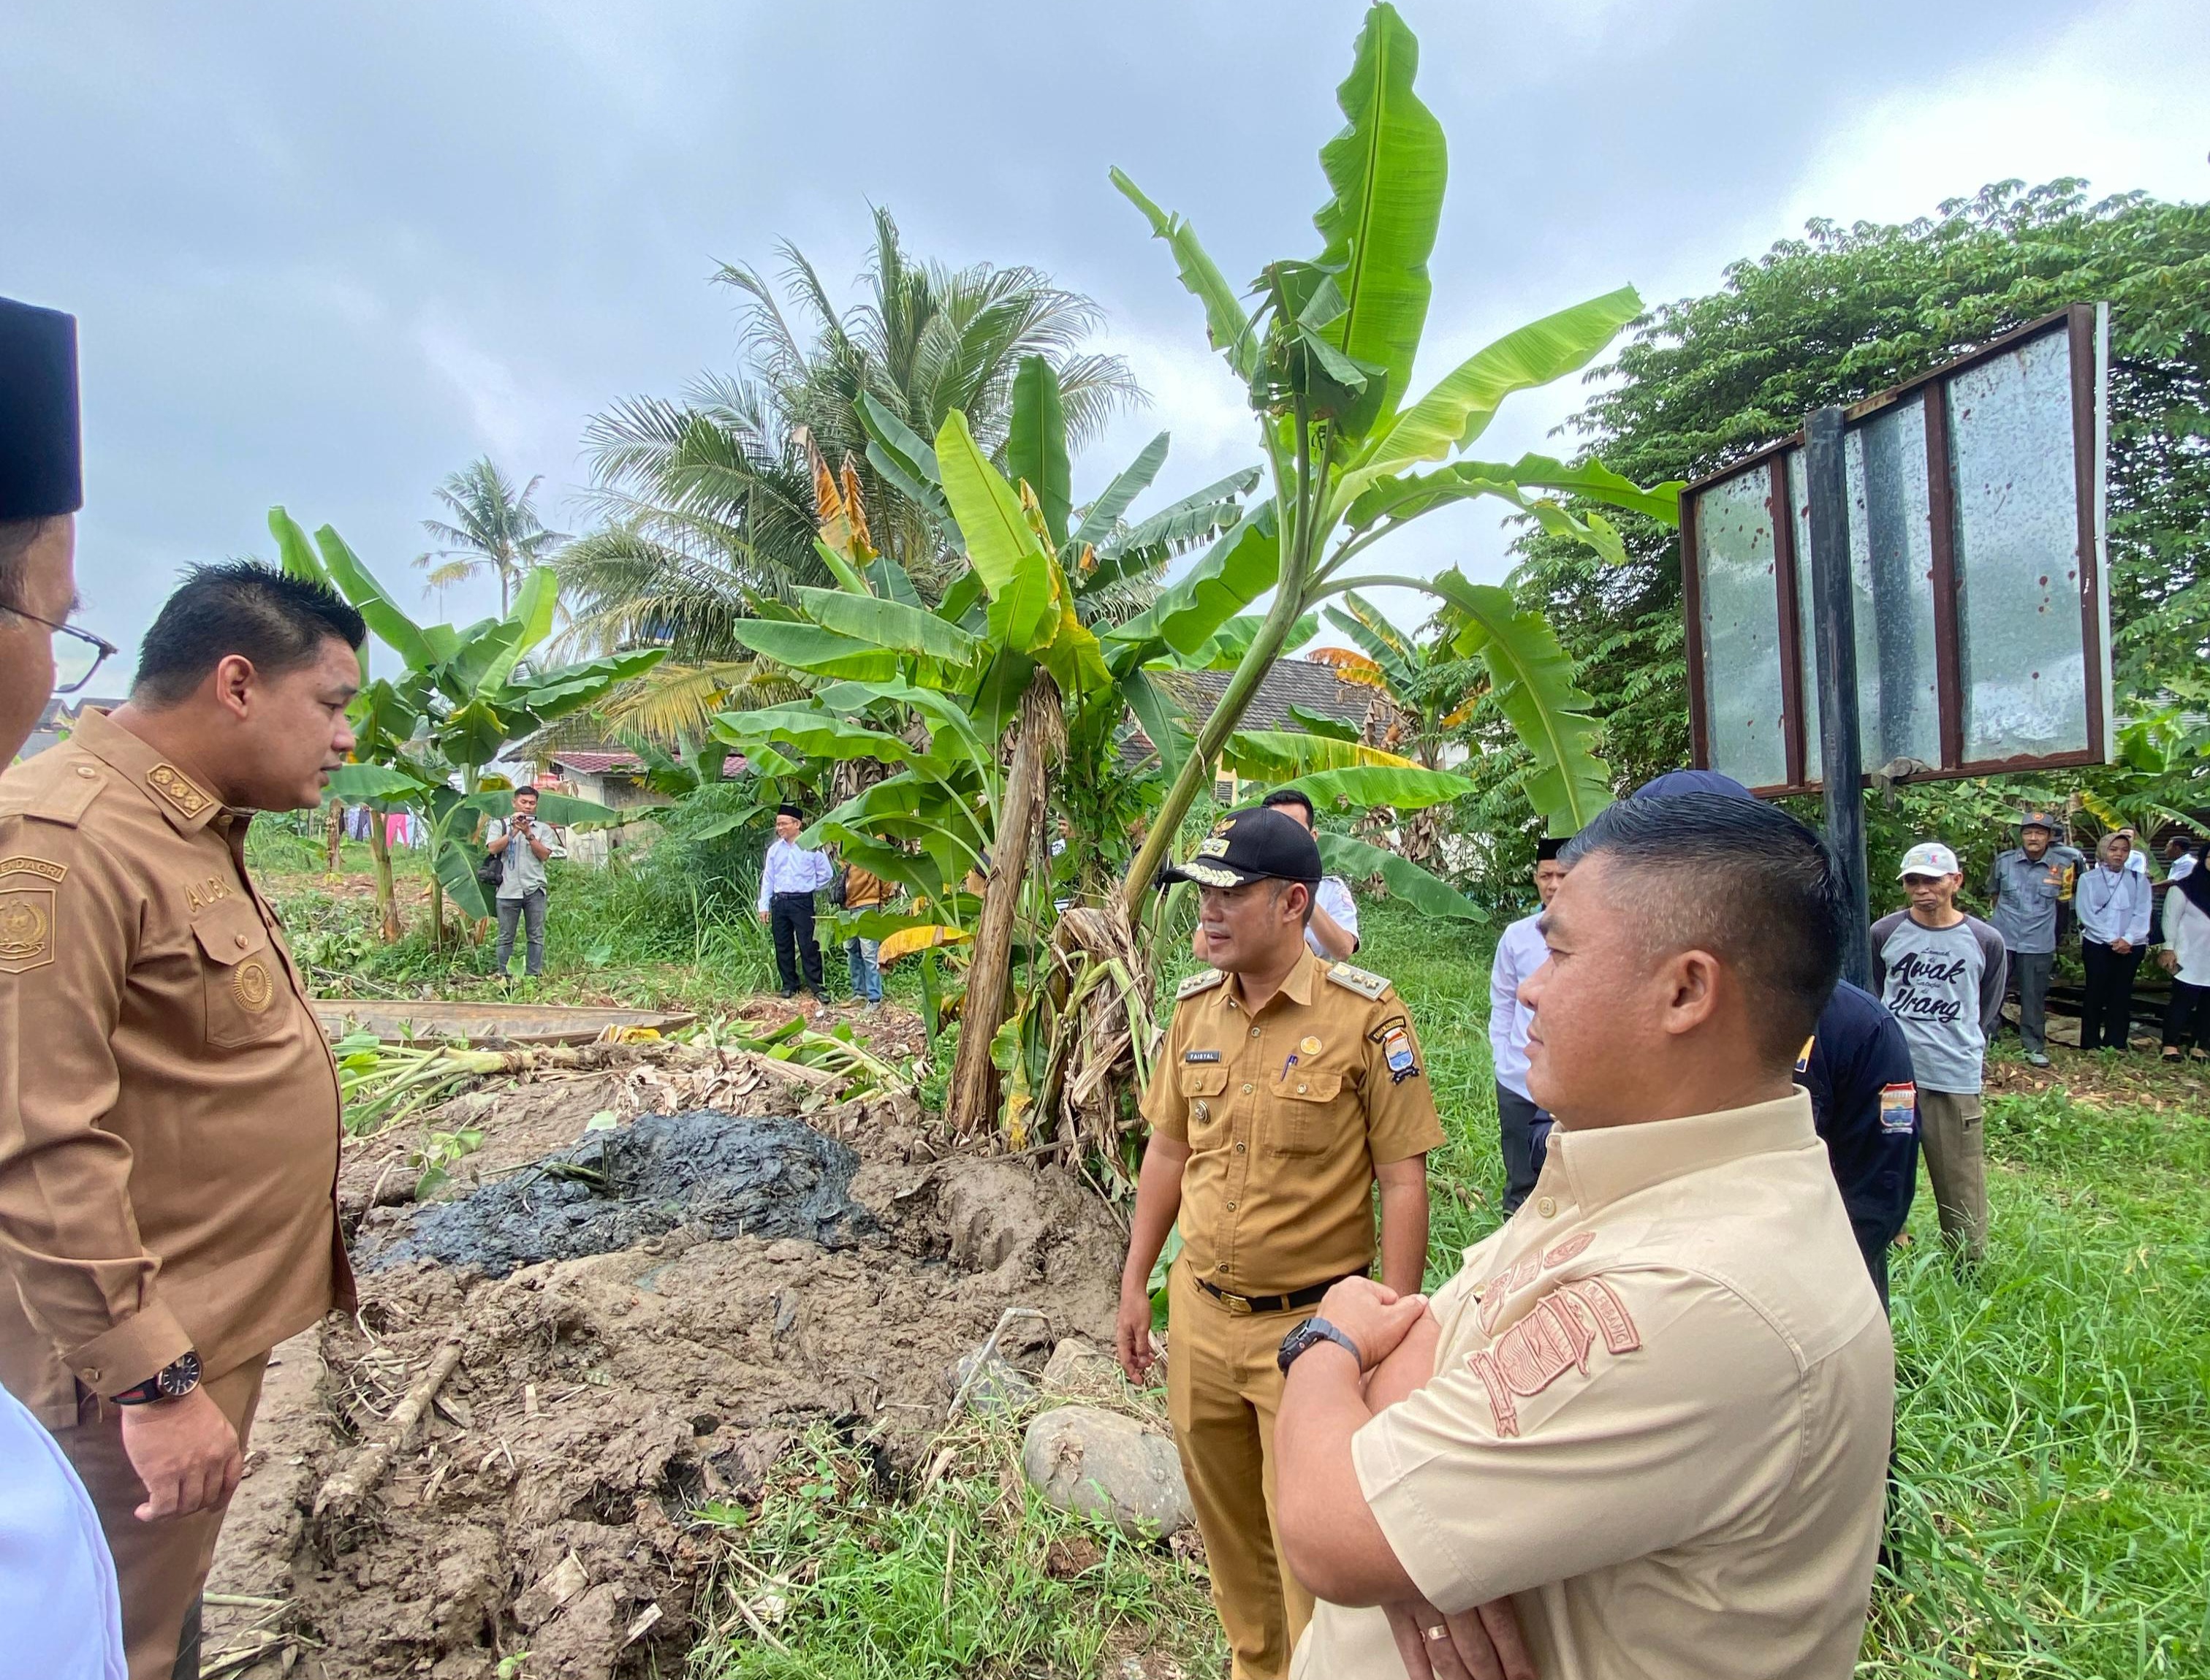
top-left (357, 1111), bottom-right (873, 1277)
top-left (205, 1087), bottom-right (1126, 1680)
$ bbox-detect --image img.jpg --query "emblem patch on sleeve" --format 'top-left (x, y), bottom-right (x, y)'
top-left (1879, 1083), bottom-right (1917, 1133)
top-left (1381, 1022), bottom-right (1420, 1083)
top-left (1465, 1277), bottom-right (1641, 1438)
top-left (0, 887), bottom-right (56, 973)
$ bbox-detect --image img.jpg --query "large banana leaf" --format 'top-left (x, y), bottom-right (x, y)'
top-left (1221, 730), bottom-right (1420, 779)
top-left (1430, 571), bottom-right (1611, 833)
top-left (1181, 610), bottom-right (1321, 672)
top-left (1110, 168), bottom-right (1256, 379)
top-left (1007, 356), bottom-right (1071, 550)
top-left (1101, 466), bottom-right (1263, 558)
top-left (1073, 431), bottom-right (1171, 550)
top-left (811, 677), bottom-right (990, 767)
top-left (711, 704), bottom-right (914, 767)
top-left (1106, 500), bottom-right (1280, 658)
top-left (1311, 1), bottom-right (1446, 436)
top-left (267, 508), bottom-right (328, 585)
top-left (1348, 452), bottom-right (1682, 528)
top-left (348, 677), bottom-right (421, 751)
top-left (1122, 666), bottom-right (1192, 779)
top-left (1324, 596), bottom-right (1419, 694)
top-left (935, 411), bottom-right (1055, 651)
top-left (791, 586), bottom-right (984, 666)
top-left (324, 763), bottom-right (431, 802)
top-left (465, 788), bottom-right (624, 829)
top-left (1318, 832), bottom-right (1484, 923)
top-left (727, 619), bottom-right (904, 682)
top-left (433, 840), bottom-right (490, 921)
top-left (858, 395), bottom-right (953, 533)
top-left (1286, 762), bottom-right (1473, 812)
top-left (509, 648), bottom-right (667, 724)
top-left (312, 523), bottom-right (432, 669)
top-left (1349, 289), bottom-right (1642, 491)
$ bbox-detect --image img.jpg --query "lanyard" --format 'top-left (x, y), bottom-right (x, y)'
top-left (2082, 868), bottom-right (2130, 924)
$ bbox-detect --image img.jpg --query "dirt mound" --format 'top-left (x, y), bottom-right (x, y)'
top-left (357, 1112), bottom-right (873, 1277)
top-left (205, 1097), bottom-right (1127, 1680)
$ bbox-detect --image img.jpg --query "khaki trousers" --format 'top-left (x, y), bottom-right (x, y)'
top-left (56, 1353), bottom-right (270, 1680)
top-left (1166, 1259), bottom-right (1313, 1680)
top-left (1917, 1089), bottom-right (1986, 1263)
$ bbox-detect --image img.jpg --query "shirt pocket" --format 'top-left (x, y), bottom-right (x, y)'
top-left (1266, 1068), bottom-right (1346, 1158)
top-left (1177, 1065), bottom-right (1229, 1146)
top-left (192, 899), bottom-right (286, 1049)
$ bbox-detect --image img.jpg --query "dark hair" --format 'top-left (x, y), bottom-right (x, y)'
top-left (512, 786), bottom-right (539, 802)
top-left (132, 560), bottom-right (365, 704)
top-left (1561, 794), bottom-right (1845, 1065)
top-left (0, 516), bottom-right (48, 612)
top-left (1261, 788), bottom-right (1317, 826)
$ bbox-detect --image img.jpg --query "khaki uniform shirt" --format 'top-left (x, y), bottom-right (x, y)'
top-left (1294, 1091), bottom-right (1893, 1680)
top-left (1142, 950), bottom-right (1445, 1295)
top-left (0, 710), bottom-right (351, 1426)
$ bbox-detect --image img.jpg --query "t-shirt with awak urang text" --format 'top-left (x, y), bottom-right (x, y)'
top-left (1869, 911), bottom-right (2008, 1096)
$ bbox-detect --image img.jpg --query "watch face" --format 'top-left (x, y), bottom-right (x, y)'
top-left (157, 1350), bottom-right (203, 1398)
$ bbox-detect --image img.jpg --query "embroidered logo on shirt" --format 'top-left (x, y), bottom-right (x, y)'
top-left (0, 856), bottom-right (67, 883)
top-left (1381, 1022), bottom-right (1420, 1083)
top-left (1541, 1231), bottom-right (1595, 1269)
top-left (184, 875), bottom-right (235, 913)
top-left (1465, 1277), bottom-right (1641, 1438)
top-left (1880, 1082), bottom-right (1917, 1133)
top-left (233, 958), bottom-right (276, 1014)
top-left (0, 888), bottom-right (56, 973)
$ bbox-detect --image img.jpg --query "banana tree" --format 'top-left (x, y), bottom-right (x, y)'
top-left (1109, 1), bottom-right (1682, 916)
top-left (267, 508), bottom-right (663, 941)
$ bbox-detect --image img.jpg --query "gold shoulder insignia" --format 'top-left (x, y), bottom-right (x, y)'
top-left (1177, 968), bottom-right (1229, 1000)
top-left (146, 764), bottom-right (214, 819)
top-left (1325, 962), bottom-right (1391, 1001)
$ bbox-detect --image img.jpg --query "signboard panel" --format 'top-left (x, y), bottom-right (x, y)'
top-left (1682, 305), bottom-right (2108, 795)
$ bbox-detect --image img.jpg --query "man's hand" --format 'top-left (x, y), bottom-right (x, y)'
top-left (2113, 938), bottom-right (2133, 955)
top-left (121, 1387), bottom-right (243, 1521)
top-left (757, 911), bottom-right (771, 927)
top-left (2159, 948), bottom-right (2179, 974)
top-left (1115, 1282), bottom-right (1159, 1385)
top-left (1383, 1596), bottom-right (1535, 1680)
top-left (1318, 1277), bottom-right (1429, 1371)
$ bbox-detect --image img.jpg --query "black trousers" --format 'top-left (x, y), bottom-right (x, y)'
top-left (1495, 1083), bottom-right (1553, 1214)
top-left (2078, 940), bottom-right (2143, 1049)
top-left (770, 891), bottom-right (824, 996)
top-left (2164, 979), bottom-right (2210, 1052)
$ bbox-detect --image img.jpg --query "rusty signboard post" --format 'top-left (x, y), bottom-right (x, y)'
top-left (1681, 305), bottom-right (2111, 984)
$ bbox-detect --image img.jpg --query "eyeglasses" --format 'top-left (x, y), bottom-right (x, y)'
top-left (3, 605), bottom-right (117, 695)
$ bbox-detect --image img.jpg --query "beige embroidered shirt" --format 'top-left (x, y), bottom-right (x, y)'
top-left (1293, 1090), bottom-right (1894, 1680)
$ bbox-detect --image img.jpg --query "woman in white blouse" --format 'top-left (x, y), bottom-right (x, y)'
top-left (2157, 842), bottom-right (2210, 1062)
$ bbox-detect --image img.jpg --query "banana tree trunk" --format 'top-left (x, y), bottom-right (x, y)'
top-left (365, 813), bottom-right (403, 943)
top-left (949, 666), bottom-right (1061, 1140)
top-left (324, 800), bottom-right (344, 877)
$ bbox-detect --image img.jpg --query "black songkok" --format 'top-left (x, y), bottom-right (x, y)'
top-left (0, 297), bottom-right (82, 520)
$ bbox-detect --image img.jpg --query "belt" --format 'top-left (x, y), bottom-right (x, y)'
top-left (770, 889), bottom-right (817, 900)
top-left (1193, 1272), bottom-right (1356, 1315)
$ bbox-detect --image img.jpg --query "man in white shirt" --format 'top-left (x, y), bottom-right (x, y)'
top-left (757, 803), bottom-right (833, 1000)
top-left (1261, 790), bottom-right (1359, 959)
top-left (1488, 837), bottom-right (1566, 1213)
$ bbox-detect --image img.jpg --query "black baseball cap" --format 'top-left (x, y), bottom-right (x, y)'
top-left (1161, 806), bottom-right (1322, 890)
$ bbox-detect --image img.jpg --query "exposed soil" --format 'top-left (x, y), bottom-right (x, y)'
top-left (205, 1076), bottom-right (1126, 1679)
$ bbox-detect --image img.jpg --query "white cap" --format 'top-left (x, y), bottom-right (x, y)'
top-left (1898, 841), bottom-right (1959, 878)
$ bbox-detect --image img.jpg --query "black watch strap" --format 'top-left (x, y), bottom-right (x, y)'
top-left (1277, 1315), bottom-right (1362, 1376)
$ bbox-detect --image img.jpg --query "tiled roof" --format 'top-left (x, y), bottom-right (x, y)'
top-left (548, 748), bottom-right (746, 779)
top-left (1154, 659), bottom-right (1378, 734)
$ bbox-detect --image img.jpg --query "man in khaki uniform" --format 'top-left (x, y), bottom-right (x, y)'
top-left (0, 560), bottom-right (366, 1679)
top-left (1274, 792), bottom-right (1894, 1680)
top-left (1117, 806), bottom-right (1443, 1680)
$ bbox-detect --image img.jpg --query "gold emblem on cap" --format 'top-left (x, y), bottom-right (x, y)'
top-left (1299, 1035), bottom-right (1322, 1057)
top-left (233, 958), bottom-right (275, 1014)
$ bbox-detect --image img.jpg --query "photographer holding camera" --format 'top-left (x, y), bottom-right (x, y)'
top-left (485, 786), bottom-right (564, 979)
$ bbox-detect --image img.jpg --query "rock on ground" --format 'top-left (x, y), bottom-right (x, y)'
top-left (1022, 1405), bottom-right (1193, 1539)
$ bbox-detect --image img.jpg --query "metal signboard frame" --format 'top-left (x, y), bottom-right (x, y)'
top-left (1681, 304), bottom-right (2111, 797)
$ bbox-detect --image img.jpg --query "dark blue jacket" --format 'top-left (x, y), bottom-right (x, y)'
top-left (1796, 980), bottom-right (1918, 1286)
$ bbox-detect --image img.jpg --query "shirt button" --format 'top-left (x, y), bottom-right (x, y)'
top-left (1216, 1263), bottom-right (1228, 1274)
top-left (1225, 1201), bottom-right (1237, 1211)
top-left (75, 765), bottom-right (96, 779)
top-left (235, 933), bottom-right (251, 949)
top-left (1249, 1026), bottom-right (1261, 1038)
top-left (1536, 1196), bottom-right (1557, 1218)
top-left (1241, 1082), bottom-right (1254, 1095)
top-left (1296, 1082), bottom-right (1307, 1094)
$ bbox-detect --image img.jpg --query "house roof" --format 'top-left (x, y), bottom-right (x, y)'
top-left (547, 748), bottom-right (746, 780)
top-left (1155, 658), bottom-right (1378, 734)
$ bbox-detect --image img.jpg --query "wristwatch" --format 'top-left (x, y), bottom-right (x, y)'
top-left (1277, 1315), bottom-right (1362, 1377)
top-left (113, 1350), bottom-right (202, 1406)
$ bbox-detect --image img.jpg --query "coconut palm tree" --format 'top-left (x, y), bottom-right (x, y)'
top-left (414, 457), bottom-right (566, 615)
top-left (558, 207), bottom-right (1139, 737)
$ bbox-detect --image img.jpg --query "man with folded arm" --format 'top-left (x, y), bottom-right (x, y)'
top-left (1274, 793), bottom-right (1895, 1680)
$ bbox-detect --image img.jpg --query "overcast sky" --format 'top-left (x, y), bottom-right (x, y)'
top-left (5, 0), bottom-right (2205, 683)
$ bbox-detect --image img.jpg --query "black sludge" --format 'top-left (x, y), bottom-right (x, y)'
top-left (358, 1110), bottom-right (873, 1278)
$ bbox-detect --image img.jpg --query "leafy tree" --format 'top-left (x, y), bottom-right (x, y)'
top-left (556, 208), bottom-right (1138, 740)
top-left (1509, 180), bottom-right (2210, 804)
top-left (1106, 1), bottom-right (1678, 914)
top-left (413, 457), bottom-right (565, 616)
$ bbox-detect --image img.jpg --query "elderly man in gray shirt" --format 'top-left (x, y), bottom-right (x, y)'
top-left (1982, 810), bottom-right (2079, 1068)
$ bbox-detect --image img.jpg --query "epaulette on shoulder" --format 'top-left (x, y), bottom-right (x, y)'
top-left (0, 754), bottom-right (106, 829)
top-left (1177, 968), bottom-right (1229, 1000)
top-left (1325, 962), bottom-right (1391, 1001)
